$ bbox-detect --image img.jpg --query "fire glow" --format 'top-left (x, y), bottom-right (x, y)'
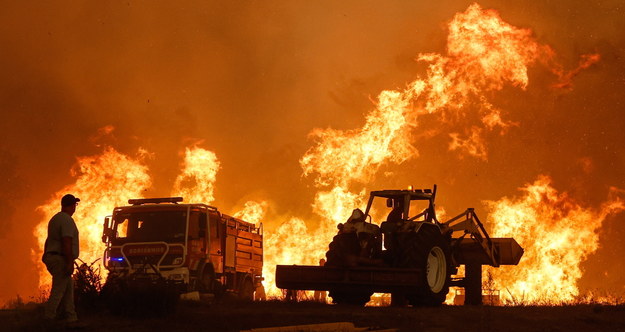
top-left (486, 176), bottom-right (624, 303)
top-left (31, 3), bottom-right (619, 305)
top-left (34, 147), bottom-right (151, 286)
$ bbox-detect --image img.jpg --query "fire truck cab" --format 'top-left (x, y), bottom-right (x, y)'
top-left (101, 197), bottom-right (264, 300)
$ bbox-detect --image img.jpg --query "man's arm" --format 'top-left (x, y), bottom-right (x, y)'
top-left (61, 236), bottom-right (74, 275)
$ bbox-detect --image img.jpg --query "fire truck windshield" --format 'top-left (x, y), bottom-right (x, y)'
top-left (113, 210), bottom-right (187, 243)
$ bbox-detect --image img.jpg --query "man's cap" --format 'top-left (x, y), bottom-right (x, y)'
top-left (61, 194), bottom-right (81, 207)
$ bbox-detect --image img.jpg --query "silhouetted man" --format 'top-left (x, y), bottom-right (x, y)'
top-left (387, 200), bottom-right (404, 223)
top-left (313, 258), bottom-right (327, 302)
top-left (42, 194), bottom-right (80, 324)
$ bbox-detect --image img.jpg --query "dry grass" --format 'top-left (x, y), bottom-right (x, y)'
top-left (501, 289), bottom-right (625, 307)
top-left (1, 287), bottom-right (49, 310)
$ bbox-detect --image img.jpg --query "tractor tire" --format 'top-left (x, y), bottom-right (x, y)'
top-left (325, 232), bottom-right (360, 267)
top-left (328, 290), bottom-right (373, 306)
top-left (399, 224), bottom-right (451, 306)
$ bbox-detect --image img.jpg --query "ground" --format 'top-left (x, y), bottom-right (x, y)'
top-left (2, 300), bottom-right (625, 331)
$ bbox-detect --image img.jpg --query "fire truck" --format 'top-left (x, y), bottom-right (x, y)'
top-left (101, 197), bottom-right (264, 301)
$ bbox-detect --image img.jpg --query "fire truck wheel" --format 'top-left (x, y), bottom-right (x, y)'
top-left (401, 225), bottom-right (451, 306)
top-left (328, 291), bottom-right (372, 306)
top-left (101, 276), bottom-right (128, 315)
top-left (238, 278), bottom-right (255, 301)
top-left (325, 232), bottom-right (360, 267)
top-left (198, 266), bottom-right (216, 294)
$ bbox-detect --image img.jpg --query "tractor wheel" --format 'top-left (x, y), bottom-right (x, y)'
top-left (325, 232), bottom-right (360, 267)
top-left (238, 278), bottom-right (255, 301)
top-left (400, 225), bottom-right (451, 306)
top-left (328, 290), bottom-right (372, 306)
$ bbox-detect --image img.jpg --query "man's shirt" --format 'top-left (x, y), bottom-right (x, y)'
top-left (44, 211), bottom-right (79, 259)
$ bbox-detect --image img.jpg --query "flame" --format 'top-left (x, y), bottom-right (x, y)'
top-left (300, 90), bottom-right (415, 188)
top-left (233, 200), bottom-right (268, 225)
top-left (448, 126), bottom-right (487, 160)
top-left (552, 53), bottom-right (601, 89)
top-left (34, 147), bottom-right (151, 286)
top-left (263, 217), bottom-right (328, 297)
top-left (445, 3), bottom-right (543, 90)
top-left (172, 146), bottom-right (220, 203)
top-left (312, 187), bottom-right (366, 225)
top-left (485, 176), bottom-right (625, 304)
top-left (300, 2), bottom-right (558, 186)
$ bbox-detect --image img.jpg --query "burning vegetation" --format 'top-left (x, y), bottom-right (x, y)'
top-left (1, 2), bottom-right (622, 308)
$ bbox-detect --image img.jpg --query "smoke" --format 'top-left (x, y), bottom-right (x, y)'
top-left (1, 1), bottom-right (624, 303)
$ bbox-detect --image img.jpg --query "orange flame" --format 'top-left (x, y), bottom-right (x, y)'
top-left (172, 146), bottom-right (220, 203)
top-left (448, 126), bottom-right (487, 160)
top-left (486, 176), bottom-right (624, 304)
top-left (34, 147), bottom-right (151, 286)
top-left (301, 3), bottom-right (554, 184)
top-left (552, 53), bottom-right (601, 89)
top-left (263, 217), bottom-right (329, 297)
top-left (233, 200), bottom-right (268, 225)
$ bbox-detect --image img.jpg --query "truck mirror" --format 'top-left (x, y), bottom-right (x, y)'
top-left (386, 198), bottom-right (393, 208)
top-left (102, 216), bottom-right (112, 243)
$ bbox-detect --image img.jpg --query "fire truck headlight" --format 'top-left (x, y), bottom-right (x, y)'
top-left (172, 257), bottom-right (183, 265)
top-left (169, 274), bottom-right (184, 280)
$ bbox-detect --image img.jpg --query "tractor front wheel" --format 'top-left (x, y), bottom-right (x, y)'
top-left (325, 232), bottom-right (360, 267)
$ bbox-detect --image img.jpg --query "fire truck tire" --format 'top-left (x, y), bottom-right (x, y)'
top-left (101, 276), bottom-right (127, 315)
top-left (325, 232), bottom-right (360, 267)
top-left (101, 275), bottom-right (178, 316)
top-left (238, 277), bottom-right (255, 301)
top-left (401, 225), bottom-right (451, 306)
top-left (198, 265), bottom-right (216, 294)
top-left (328, 291), bottom-right (372, 306)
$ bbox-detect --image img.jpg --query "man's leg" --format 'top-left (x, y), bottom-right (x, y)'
top-left (43, 255), bottom-right (70, 320)
top-left (60, 274), bottom-right (78, 322)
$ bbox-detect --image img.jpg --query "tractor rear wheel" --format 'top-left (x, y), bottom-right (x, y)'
top-left (325, 232), bottom-right (360, 267)
top-left (400, 225), bottom-right (451, 306)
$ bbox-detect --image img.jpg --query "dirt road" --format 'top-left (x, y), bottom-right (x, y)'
top-left (3, 300), bottom-right (625, 331)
